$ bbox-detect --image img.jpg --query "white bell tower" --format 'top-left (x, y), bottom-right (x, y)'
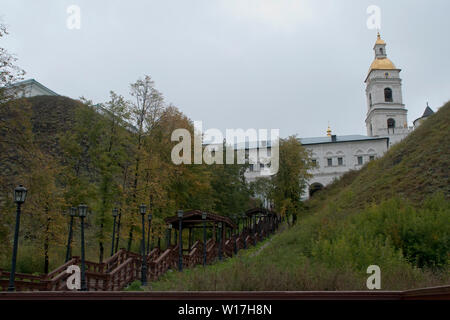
top-left (365, 33), bottom-right (409, 146)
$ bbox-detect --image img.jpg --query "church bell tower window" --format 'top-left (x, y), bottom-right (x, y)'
top-left (387, 118), bottom-right (395, 134)
top-left (384, 88), bottom-right (393, 102)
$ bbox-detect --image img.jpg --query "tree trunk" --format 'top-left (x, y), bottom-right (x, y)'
top-left (127, 224), bottom-right (134, 251)
top-left (99, 239), bottom-right (104, 263)
top-left (44, 206), bottom-right (50, 274)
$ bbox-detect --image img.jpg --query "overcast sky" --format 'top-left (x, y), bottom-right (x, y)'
top-left (1, 0), bottom-right (449, 138)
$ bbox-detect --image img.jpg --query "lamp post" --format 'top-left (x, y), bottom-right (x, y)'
top-left (8, 185), bottom-right (27, 292)
top-left (188, 228), bottom-right (192, 251)
top-left (253, 214), bottom-right (257, 246)
top-left (139, 204), bottom-right (147, 286)
top-left (114, 205), bottom-right (122, 254)
top-left (233, 215), bottom-right (238, 255)
top-left (147, 213), bottom-right (152, 255)
top-left (147, 197), bottom-right (153, 254)
top-left (166, 224), bottom-right (172, 249)
top-left (65, 207), bottom-right (77, 262)
top-left (78, 204), bottom-right (88, 291)
top-left (236, 215), bottom-right (240, 235)
top-left (177, 210), bottom-right (183, 271)
top-left (241, 214), bottom-right (247, 249)
top-left (218, 222), bottom-right (223, 261)
top-left (110, 208), bottom-right (118, 257)
top-left (202, 212), bottom-right (207, 266)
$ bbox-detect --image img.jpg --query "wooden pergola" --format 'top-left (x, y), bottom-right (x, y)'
top-left (164, 210), bottom-right (237, 254)
top-left (165, 210), bottom-right (236, 230)
top-left (245, 207), bottom-right (276, 218)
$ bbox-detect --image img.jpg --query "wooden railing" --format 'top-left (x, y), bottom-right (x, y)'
top-left (0, 270), bottom-right (48, 292)
top-left (108, 257), bottom-right (139, 291)
top-left (1, 213), bottom-right (281, 292)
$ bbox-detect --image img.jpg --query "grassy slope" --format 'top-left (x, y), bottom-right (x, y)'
top-left (148, 102), bottom-right (450, 291)
top-left (308, 101), bottom-right (449, 211)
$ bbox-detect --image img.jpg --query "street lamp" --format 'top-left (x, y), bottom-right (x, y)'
top-left (139, 204), bottom-right (147, 286)
top-left (218, 222), bottom-right (223, 261)
top-left (147, 213), bottom-right (152, 254)
top-left (65, 207), bottom-right (77, 262)
top-left (202, 212), bottom-right (207, 266)
top-left (233, 215), bottom-right (238, 255)
top-left (177, 210), bottom-right (183, 271)
top-left (241, 213), bottom-right (247, 249)
top-left (114, 205), bottom-right (122, 254)
top-left (110, 208), bottom-right (118, 257)
top-left (78, 204), bottom-right (88, 291)
top-left (253, 214), bottom-right (257, 246)
top-left (166, 224), bottom-right (172, 249)
top-left (8, 185), bottom-right (27, 291)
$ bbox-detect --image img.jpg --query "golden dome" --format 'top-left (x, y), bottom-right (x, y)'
top-left (368, 57), bottom-right (396, 74)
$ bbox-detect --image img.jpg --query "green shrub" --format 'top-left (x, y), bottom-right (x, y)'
top-left (349, 195), bottom-right (449, 269)
top-left (124, 280), bottom-right (144, 291)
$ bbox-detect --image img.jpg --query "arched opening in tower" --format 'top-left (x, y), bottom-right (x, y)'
top-left (309, 183), bottom-right (324, 197)
top-left (384, 88), bottom-right (393, 102)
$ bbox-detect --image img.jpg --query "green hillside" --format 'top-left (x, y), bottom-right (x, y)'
top-left (308, 101), bottom-right (450, 211)
top-left (149, 102), bottom-right (450, 291)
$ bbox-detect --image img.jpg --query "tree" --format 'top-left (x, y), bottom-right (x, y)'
top-left (209, 140), bottom-right (251, 215)
top-left (126, 75), bottom-right (165, 251)
top-left (0, 22), bottom-right (25, 103)
top-left (25, 150), bottom-right (66, 273)
top-left (0, 22), bottom-right (30, 258)
top-left (249, 176), bottom-right (273, 208)
top-left (270, 136), bottom-right (313, 224)
top-left (92, 92), bottom-right (131, 262)
top-left (166, 107), bottom-right (216, 212)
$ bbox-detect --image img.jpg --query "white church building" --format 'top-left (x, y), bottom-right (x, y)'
top-left (244, 33), bottom-right (433, 199)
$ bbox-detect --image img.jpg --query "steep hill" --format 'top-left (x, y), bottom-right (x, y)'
top-left (0, 95), bottom-right (102, 195)
top-left (149, 101), bottom-right (450, 291)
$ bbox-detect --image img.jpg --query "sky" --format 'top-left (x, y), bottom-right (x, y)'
top-left (1, 0), bottom-right (449, 138)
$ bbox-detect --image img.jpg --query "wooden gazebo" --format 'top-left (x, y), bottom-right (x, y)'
top-left (245, 207), bottom-right (276, 217)
top-left (164, 210), bottom-right (236, 254)
top-left (165, 210), bottom-right (236, 230)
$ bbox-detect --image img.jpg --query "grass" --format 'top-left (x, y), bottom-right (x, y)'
top-left (147, 195), bottom-right (449, 291)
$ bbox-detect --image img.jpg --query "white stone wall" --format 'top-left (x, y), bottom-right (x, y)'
top-left (241, 138), bottom-right (389, 199)
top-left (302, 138), bottom-right (388, 199)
